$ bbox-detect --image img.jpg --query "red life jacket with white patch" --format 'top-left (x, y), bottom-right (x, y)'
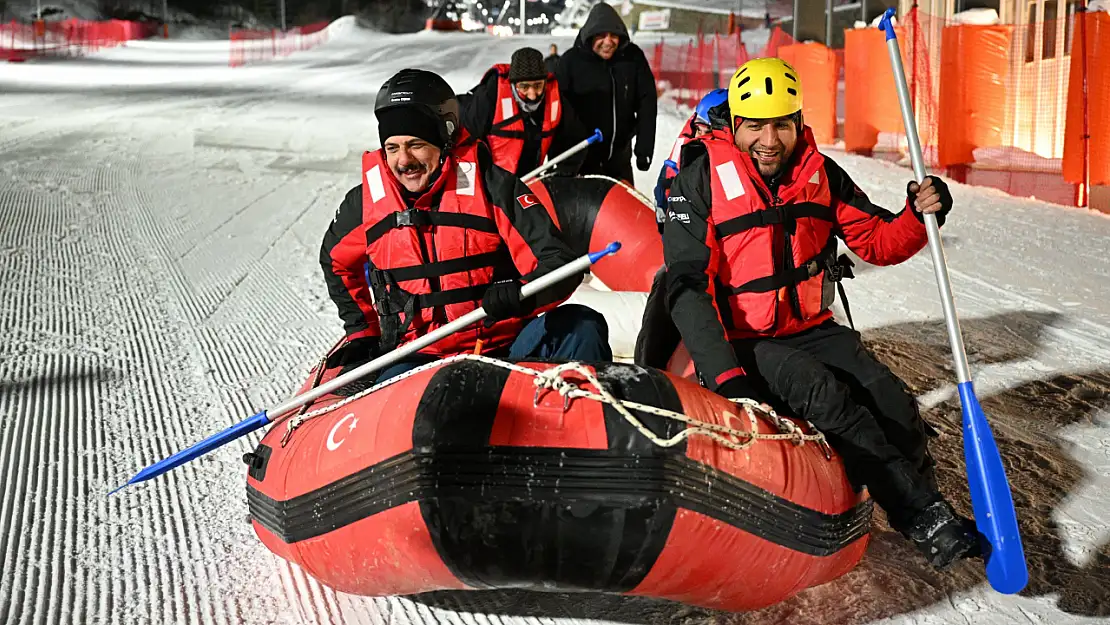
top-left (659, 113), bottom-right (701, 202)
top-left (360, 143), bottom-right (523, 355)
top-left (701, 130), bottom-right (852, 337)
top-left (487, 64), bottom-right (562, 175)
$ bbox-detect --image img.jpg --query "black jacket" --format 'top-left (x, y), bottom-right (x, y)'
top-left (459, 68), bottom-right (590, 177)
top-left (555, 3), bottom-right (657, 170)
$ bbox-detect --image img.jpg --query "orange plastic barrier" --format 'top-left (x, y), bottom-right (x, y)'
top-left (843, 28), bottom-right (907, 153)
top-left (937, 24), bottom-right (1013, 168)
top-left (1064, 11), bottom-right (1110, 187)
top-left (778, 42), bottom-right (837, 145)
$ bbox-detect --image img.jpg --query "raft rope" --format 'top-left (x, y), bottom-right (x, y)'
top-left (280, 355), bottom-right (831, 457)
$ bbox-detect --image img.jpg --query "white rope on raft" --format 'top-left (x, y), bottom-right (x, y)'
top-left (280, 355), bottom-right (831, 457)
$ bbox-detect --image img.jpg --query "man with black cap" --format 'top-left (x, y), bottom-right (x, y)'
top-left (460, 47), bottom-right (589, 178)
top-left (555, 2), bottom-right (657, 183)
top-left (320, 68), bottom-right (612, 382)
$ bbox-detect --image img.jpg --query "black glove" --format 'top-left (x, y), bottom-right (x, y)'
top-left (325, 336), bottom-right (381, 371)
top-left (715, 375), bottom-right (759, 401)
top-left (481, 280), bottom-right (534, 328)
top-left (906, 175), bottom-right (953, 227)
top-left (636, 155), bottom-right (652, 171)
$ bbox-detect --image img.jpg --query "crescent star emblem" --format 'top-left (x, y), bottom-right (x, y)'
top-left (326, 412), bottom-right (358, 451)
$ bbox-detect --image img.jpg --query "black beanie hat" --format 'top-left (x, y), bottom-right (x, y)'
top-left (508, 47), bottom-right (546, 83)
top-left (377, 107), bottom-right (447, 150)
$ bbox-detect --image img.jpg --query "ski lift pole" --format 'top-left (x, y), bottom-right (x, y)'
top-left (109, 241), bottom-right (623, 495)
top-left (521, 128), bottom-right (603, 184)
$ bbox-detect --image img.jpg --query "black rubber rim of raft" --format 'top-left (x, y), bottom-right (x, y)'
top-left (247, 448), bottom-right (873, 556)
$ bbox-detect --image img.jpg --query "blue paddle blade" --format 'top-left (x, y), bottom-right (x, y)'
top-left (109, 410), bottom-right (272, 495)
top-left (959, 381), bottom-right (1029, 594)
top-left (588, 241), bottom-right (621, 263)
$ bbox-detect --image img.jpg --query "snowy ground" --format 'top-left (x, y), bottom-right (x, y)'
top-left (1, 19), bottom-right (1109, 625)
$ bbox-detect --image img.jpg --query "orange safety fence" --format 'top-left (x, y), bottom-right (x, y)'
top-left (650, 33), bottom-right (751, 107)
top-left (779, 42), bottom-right (838, 145)
top-left (842, 8), bottom-right (1105, 207)
top-left (647, 27), bottom-right (840, 144)
top-left (229, 21), bottom-right (330, 67)
top-left (2, 18), bottom-right (159, 61)
top-left (1064, 10), bottom-right (1110, 192)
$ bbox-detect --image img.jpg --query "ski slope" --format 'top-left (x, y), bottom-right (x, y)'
top-left (1, 19), bottom-right (1109, 625)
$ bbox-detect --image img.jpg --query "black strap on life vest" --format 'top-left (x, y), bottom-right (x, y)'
top-left (365, 209), bottom-right (498, 246)
top-left (715, 202), bottom-right (835, 239)
top-left (828, 253), bottom-right (856, 330)
top-left (728, 245), bottom-right (857, 329)
top-left (385, 250), bottom-right (507, 283)
top-left (364, 207), bottom-right (510, 351)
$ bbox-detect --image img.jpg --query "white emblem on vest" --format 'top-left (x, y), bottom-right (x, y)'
top-left (366, 165), bottom-right (386, 203)
top-left (550, 99), bottom-right (559, 123)
top-left (715, 161), bottom-right (746, 200)
top-left (456, 161), bottom-right (476, 196)
top-left (500, 97), bottom-right (514, 121)
top-left (809, 171), bottom-right (820, 185)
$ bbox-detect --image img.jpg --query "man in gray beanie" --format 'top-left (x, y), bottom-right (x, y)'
top-left (459, 47), bottom-right (590, 178)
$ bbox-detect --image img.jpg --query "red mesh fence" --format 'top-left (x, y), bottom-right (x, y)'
top-left (229, 21), bottom-right (331, 67)
top-left (2, 18), bottom-right (158, 61)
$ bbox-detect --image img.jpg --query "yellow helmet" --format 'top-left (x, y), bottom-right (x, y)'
top-left (727, 57), bottom-right (803, 121)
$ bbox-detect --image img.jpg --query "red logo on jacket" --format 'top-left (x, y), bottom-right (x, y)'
top-left (516, 193), bottom-right (540, 209)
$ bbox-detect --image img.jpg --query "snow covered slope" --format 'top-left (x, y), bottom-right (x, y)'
top-left (1, 20), bottom-right (1109, 625)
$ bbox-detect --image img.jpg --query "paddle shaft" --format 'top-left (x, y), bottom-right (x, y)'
top-left (266, 251), bottom-right (600, 419)
top-left (521, 128), bottom-right (602, 184)
top-left (883, 29), bottom-right (972, 384)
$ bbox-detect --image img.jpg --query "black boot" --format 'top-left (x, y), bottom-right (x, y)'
top-left (902, 500), bottom-right (983, 570)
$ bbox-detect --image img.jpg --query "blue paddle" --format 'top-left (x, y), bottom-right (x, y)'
top-left (878, 7), bottom-right (1028, 594)
top-left (110, 241), bottom-right (622, 495)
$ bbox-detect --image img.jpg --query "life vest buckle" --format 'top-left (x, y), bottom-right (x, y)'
top-left (827, 253), bottom-right (856, 283)
top-left (394, 209), bottom-right (416, 228)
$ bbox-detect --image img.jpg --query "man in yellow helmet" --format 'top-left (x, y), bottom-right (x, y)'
top-left (658, 57), bottom-right (979, 570)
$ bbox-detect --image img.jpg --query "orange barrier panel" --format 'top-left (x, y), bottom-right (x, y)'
top-left (1064, 11), bottom-right (1110, 187)
top-left (937, 24), bottom-right (1013, 168)
top-left (778, 42), bottom-right (837, 145)
top-left (844, 27), bottom-right (907, 154)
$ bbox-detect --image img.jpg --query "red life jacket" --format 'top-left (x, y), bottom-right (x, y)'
top-left (659, 114), bottom-right (703, 201)
top-left (487, 64), bottom-right (562, 175)
top-left (360, 143), bottom-right (524, 356)
top-left (701, 128), bottom-right (852, 338)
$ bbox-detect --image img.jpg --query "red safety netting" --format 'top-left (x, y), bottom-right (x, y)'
top-left (648, 32), bottom-right (755, 107)
top-left (229, 21), bottom-right (330, 67)
top-left (1, 18), bottom-right (159, 61)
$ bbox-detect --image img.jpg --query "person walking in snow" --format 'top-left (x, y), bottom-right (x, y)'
top-left (651, 57), bottom-right (982, 570)
top-left (320, 68), bottom-right (611, 382)
top-left (544, 43), bottom-right (560, 74)
top-left (459, 47), bottom-right (590, 179)
top-left (555, 2), bottom-right (657, 183)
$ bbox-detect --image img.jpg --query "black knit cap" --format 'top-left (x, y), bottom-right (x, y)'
top-left (377, 107), bottom-right (447, 150)
top-left (508, 47), bottom-right (547, 83)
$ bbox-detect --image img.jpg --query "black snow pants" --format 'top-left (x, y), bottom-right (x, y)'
top-left (729, 321), bottom-right (940, 530)
top-left (633, 271), bottom-right (940, 530)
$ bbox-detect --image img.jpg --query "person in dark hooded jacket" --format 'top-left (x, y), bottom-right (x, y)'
top-left (555, 2), bottom-right (657, 183)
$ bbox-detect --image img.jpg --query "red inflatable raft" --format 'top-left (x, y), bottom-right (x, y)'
top-left (245, 355), bottom-right (872, 612)
top-left (527, 175), bottom-right (662, 293)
